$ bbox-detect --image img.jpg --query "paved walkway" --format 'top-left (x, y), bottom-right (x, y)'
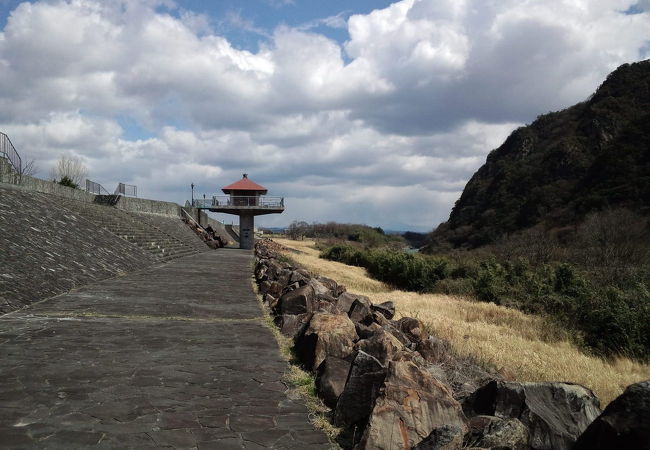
top-left (0, 250), bottom-right (330, 449)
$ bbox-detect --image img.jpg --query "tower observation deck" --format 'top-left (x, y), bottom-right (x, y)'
top-left (192, 174), bottom-right (284, 249)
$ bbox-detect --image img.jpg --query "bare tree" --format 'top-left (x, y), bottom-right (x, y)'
top-left (20, 159), bottom-right (38, 177)
top-left (50, 155), bottom-right (88, 188)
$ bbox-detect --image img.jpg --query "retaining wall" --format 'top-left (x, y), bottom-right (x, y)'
top-left (0, 184), bottom-right (156, 313)
top-left (110, 195), bottom-right (181, 216)
top-left (18, 174), bottom-right (97, 203)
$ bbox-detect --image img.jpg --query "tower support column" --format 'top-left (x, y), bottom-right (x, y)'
top-left (239, 213), bottom-right (255, 249)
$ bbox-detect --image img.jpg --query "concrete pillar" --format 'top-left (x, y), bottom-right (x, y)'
top-left (239, 213), bottom-right (255, 249)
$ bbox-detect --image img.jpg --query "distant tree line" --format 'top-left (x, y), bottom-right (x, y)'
top-left (285, 220), bottom-right (403, 248)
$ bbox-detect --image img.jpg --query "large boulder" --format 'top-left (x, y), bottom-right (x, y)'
top-left (348, 298), bottom-right (374, 325)
top-left (574, 379), bottom-right (650, 450)
top-left (309, 278), bottom-right (332, 298)
top-left (356, 328), bottom-right (407, 366)
top-left (273, 313), bottom-right (312, 341)
top-left (465, 380), bottom-right (601, 450)
top-left (315, 356), bottom-right (352, 409)
top-left (276, 285), bottom-right (317, 315)
top-left (397, 317), bottom-right (429, 343)
top-left (335, 351), bottom-right (387, 429)
top-left (336, 292), bottom-right (371, 315)
top-left (355, 321), bottom-right (383, 340)
top-left (294, 312), bottom-right (358, 372)
top-left (416, 336), bottom-right (451, 364)
top-left (290, 268), bottom-right (311, 284)
top-left (317, 276), bottom-right (346, 296)
top-left (358, 360), bottom-right (467, 450)
top-left (371, 301), bottom-right (395, 320)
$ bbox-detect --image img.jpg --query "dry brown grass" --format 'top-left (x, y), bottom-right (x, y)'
top-left (273, 238), bottom-right (650, 405)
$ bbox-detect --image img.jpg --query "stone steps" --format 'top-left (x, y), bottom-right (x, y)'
top-left (54, 198), bottom-right (202, 262)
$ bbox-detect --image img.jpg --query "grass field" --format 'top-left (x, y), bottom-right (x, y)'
top-left (273, 238), bottom-right (650, 405)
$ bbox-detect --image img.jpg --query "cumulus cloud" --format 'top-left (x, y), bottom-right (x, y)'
top-left (0, 0), bottom-right (648, 230)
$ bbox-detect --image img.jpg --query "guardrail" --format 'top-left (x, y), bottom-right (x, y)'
top-left (0, 132), bottom-right (22, 181)
top-left (115, 182), bottom-right (137, 197)
top-left (192, 196), bottom-right (284, 208)
top-left (85, 179), bottom-right (110, 195)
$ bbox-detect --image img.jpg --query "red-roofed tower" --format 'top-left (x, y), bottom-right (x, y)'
top-left (193, 174), bottom-right (284, 249)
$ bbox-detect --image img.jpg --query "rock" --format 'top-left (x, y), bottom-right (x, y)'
top-left (258, 280), bottom-right (272, 295)
top-left (335, 351), bottom-right (387, 428)
top-left (290, 269), bottom-right (310, 284)
top-left (371, 301), bottom-right (395, 320)
top-left (277, 269), bottom-right (291, 287)
top-left (317, 300), bottom-right (339, 314)
top-left (309, 278), bottom-right (332, 298)
top-left (356, 328), bottom-right (406, 366)
top-left (416, 336), bottom-right (451, 364)
top-left (316, 292), bottom-right (338, 304)
top-left (464, 416), bottom-right (529, 450)
top-left (384, 323), bottom-right (412, 346)
top-left (276, 285), bottom-right (317, 315)
top-left (294, 312), bottom-right (357, 372)
top-left (336, 292), bottom-right (371, 315)
top-left (358, 360), bottom-right (467, 450)
top-left (254, 263), bottom-right (268, 281)
top-left (262, 293), bottom-right (278, 309)
top-left (267, 281), bottom-right (283, 298)
top-left (397, 317), bottom-right (429, 343)
top-left (315, 357), bottom-right (352, 409)
top-left (355, 322), bottom-right (383, 340)
top-left (412, 425), bottom-right (464, 449)
top-left (274, 313), bottom-right (312, 341)
top-left (317, 276), bottom-right (345, 296)
top-left (349, 299), bottom-right (374, 325)
top-left (465, 380), bottom-right (601, 450)
top-left (265, 260), bottom-right (282, 280)
top-left (574, 379), bottom-right (650, 450)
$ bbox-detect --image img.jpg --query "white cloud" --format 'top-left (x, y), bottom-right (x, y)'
top-left (0, 0), bottom-right (648, 231)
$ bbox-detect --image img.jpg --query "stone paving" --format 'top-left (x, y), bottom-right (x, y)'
top-left (0, 250), bottom-right (331, 449)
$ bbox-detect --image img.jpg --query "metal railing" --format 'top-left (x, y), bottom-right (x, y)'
top-left (85, 179), bottom-right (110, 195)
top-left (0, 132), bottom-right (22, 181)
top-left (115, 182), bottom-right (137, 197)
top-left (192, 196), bottom-right (284, 208)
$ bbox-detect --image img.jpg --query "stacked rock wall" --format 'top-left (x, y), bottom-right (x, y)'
top-left (253, 239), bottom-right (645, 450)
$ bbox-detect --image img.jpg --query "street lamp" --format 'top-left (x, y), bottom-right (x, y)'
top-left (191, 183), bottom-right (194, 205)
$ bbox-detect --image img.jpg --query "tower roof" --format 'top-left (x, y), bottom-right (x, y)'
top-left (222, 174), bottom-right (268, 194)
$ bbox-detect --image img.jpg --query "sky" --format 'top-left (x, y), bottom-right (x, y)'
top-left (0, 0), bottom-right (649, 231)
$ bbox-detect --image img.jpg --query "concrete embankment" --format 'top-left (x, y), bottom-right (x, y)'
top-left (0, 184), bottom-right (156, 313)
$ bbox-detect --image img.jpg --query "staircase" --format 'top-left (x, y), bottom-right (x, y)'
top-left (224, 224), bottom-right (240, 244)
top-left (55, 198), bottom-right (207, 261)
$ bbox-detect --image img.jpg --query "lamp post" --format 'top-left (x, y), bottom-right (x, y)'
top-left (191, 183), bottom-right (194, 206)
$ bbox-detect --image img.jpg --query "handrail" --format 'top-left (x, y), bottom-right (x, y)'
top-left (181, 208), bottom-right (204, 230)
top-left (85, 179), bottom-right (110, 195)
top-left (115, 182), bottom-right (137, 197)
top-left (192, 196), bottom-right (284, 208)
top-left (0, 132), bottom-right (22, 181)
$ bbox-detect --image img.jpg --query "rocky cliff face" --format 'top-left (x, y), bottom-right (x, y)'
top-left (429, 59), bottom-right (650, 249)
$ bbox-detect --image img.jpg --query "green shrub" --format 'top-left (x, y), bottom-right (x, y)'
top-left (320, 242), bottom-right (650, 360)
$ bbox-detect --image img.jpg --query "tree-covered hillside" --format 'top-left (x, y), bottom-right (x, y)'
top-left (428, 60), bottom-right (650, 249)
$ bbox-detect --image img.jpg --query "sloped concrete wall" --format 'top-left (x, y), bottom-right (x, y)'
top-left (19, 174), bottom-right (96, 202)
top-left (110, 195), bottom-right (181, 216)
top-left (0, 184), bottom-right (156, 313)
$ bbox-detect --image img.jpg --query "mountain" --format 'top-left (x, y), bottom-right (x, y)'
top-left (428, 59), bottom-right (650, 249)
